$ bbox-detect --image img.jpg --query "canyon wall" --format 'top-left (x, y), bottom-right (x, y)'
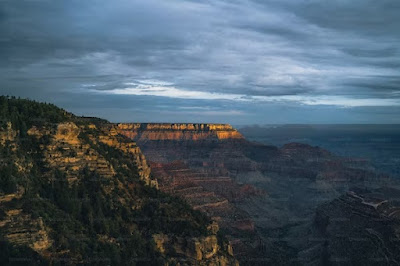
top-left (303, 188), bottom-right (400, 265)
top-left (116, 123), bottom-right (244, 141)
top-left (27, 122), bottom-right (157, 187)
top-left (1, 121), bottom-right (236, 264)
top-left (115, 123), bottom-right (267, 260)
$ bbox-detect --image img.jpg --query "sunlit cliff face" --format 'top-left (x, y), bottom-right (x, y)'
top-left (116, 123), bottom-right (244, 141)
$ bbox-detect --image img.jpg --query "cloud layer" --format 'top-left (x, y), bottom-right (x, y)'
top-left (1, 0), bottom-right (399, 123)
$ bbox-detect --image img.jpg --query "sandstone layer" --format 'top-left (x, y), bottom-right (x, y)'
top-left (27, 122), bottom-right (157, 187)
top-left (117, 123), bottom-right (244, 141)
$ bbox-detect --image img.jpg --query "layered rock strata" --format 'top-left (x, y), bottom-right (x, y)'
top-left (27, 122), bottom-right (157, 187)
top-left (116, 123), bottom-right (244, 141)
top-left (301, 188), bottom-right (400, 265)
top-left (153, 222), bottom-right (237, 266)
top-left (115, 124), bottom-right (268, 259)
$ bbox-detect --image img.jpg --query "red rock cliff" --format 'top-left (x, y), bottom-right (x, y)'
top-left (116, 123), bottom-right (244, 141)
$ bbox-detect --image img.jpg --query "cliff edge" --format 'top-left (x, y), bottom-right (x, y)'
top-left (116, 123), bottom-right (244, 141)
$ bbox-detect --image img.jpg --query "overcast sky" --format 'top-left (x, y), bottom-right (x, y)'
top-left (1, 0), bottom-right (399, 124)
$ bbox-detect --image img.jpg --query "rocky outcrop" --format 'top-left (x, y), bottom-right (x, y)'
top-left (26, 122), bottom-right (158, 187)
top-left (97, 125), bottom-right (157, 187)
top-left (0, 122), bottom-right (16, 145)
top-left (0, 192), bottom-right (52, 254)
top-left (54, 122), bottom-right (80, 145)
top-left (301, 188), bottom-right (400, 265)
top-left (28, 122), bottom-right (116, 182)
top-left (153, 222), bottom-right (237, 265)
top-left (116, 123), bottom-right (244, 141)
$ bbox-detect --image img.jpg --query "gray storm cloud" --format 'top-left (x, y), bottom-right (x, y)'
top-left (0, 0), bottom-right (399, 123)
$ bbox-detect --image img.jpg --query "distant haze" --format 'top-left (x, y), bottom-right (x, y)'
top-left (238, 124), bottom-right (400, 177)
top-left (1, 0), bottom-right (399, 123)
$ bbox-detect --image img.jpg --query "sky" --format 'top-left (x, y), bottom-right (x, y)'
top-left (0, 0), bottom-right (399, 124)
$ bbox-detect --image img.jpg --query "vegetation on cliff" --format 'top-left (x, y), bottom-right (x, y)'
top-left (0, 96), bottom-right (72, 133)
top-left (0, 97), bottom-right (236, 265)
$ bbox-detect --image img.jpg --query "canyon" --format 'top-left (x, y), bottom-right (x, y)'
top-left (0, 98), bottom-right (238, 265)
top-left (115, 122), bottom-right (399, 265)
top-left (1, 97), bottom-right (399, 265)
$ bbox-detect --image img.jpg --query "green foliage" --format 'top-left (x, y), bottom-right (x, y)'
top-left (136, 196), bottom-right (209, 237)
top-left (21, 167), bottom-right (169, 264)
top-left (0, 95), bottom-right (72, 135)
top-left (84, 136), bottom-right (211, 237)
top-left (0, 241), bottom-right (47, 265)
top-left (0, 164), bottom-right (18, 194)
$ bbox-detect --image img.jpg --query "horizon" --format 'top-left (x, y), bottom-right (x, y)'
top-left (3, 94), bottom-right (400, 126)
top-left (4, 95), bottom-right (400, 126)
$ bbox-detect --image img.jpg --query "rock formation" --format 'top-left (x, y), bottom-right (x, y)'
top-left (300, 187), bottom-right (400, 265)
top-left (26, 122), bottom-right (158, 187)
top-left (0, 192), bottom-right (52, 253)
top-left (117, 123), bottom-right (244, 141)
top-left (0, 122), bottom-right (16, 145)
top-left (153, 222), bottom-right (237, 266)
